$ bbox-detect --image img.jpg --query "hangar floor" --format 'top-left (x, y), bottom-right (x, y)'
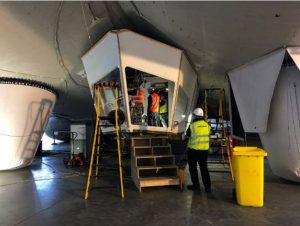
top-left (0, 142), bottom-right (299, 226)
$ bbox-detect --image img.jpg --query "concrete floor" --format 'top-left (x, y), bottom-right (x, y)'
top-left (0, 144), bottom-right (299, 226)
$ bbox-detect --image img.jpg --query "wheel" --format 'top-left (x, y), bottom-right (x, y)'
top-left (232, 188), bottom-right (237, 202)
top-left (179, 183), bottom-right (184, 191)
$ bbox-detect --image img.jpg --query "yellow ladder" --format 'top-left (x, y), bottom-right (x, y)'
top-left (204, 88), bottom-right (226, 141)
top-left (84, 82), bottom-right (124, 200)
top-left (204, 88), bottom-right (233, 176)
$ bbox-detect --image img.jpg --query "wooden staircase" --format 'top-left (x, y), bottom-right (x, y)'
top-left (131, 136), bottom-right (180, 192)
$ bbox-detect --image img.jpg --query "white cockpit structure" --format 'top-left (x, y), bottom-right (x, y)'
top-left (82, 29), bottom-right (199, 134)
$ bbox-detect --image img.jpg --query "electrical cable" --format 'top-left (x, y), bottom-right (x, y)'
top-left (54, 1), bottom-right (88, 89)
top-left (80, 1), bottom-right (93, 46)
top-left (0, 172), bottom-right (85, 188)
top-left (12, 197), bottom-right (68, 226)
top-left (287, 83), bottom-right (292, 158)
top-left (0, 133), bottom-right (33, 138)
top-left (130, 1), bottom-right (146, 19)
top-left (41, 160), bottom-right (85, 176)
top-left (103, 1), bottom-right (117, 29)
top-left (0, 68), bottom-right (57, 81)
top-left (290, 82), bottom-right (300, 158)
top-left (41, 161), bottom-right (57, 173)
top-left (87, 2), bottom-right (97, 21)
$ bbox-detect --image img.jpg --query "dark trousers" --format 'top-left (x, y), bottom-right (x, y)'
top-left (148, 112), bottom-right (159, 126)
top-left (187, 148), bottom-right (211, 188)
top-left (159, 113), bottom-right (168, 127)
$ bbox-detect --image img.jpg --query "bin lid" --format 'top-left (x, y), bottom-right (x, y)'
top-left (233, 146), bottom-right (268, 156)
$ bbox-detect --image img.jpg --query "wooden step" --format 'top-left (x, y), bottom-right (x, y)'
top-left (131, 136), bottom-right (179, 192)
top-left (132, 138), bottom-right (150, 147)
top-left (139, 176), bottom-right (178, 180)
top-left (136, 155), bottom-right (174, 158)
top-left (133, 147), bottom-right (152, 156)
top-left (131, 136), bottom-right (169, 147)
top-left (137, 165), bottom-right (177, 170)
top-left (139, 176), bottom-right (180, 189)
top-left (138, 165), bottom-right (178, 178)
top-left (152, 146), bottom-right (171, 155)
top-left (150, 137), bottom-right (168, 146)
top-left (136, 155), bottom-right (175, 167)
top-left (133, 146), bottom-right (171, 156)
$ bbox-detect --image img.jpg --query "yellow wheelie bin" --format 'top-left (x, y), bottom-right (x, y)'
top-left (232, 146), bottom-right (268, 207)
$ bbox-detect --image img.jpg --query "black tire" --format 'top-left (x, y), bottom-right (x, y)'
top-left (232, 188), bottom-right (237, 202)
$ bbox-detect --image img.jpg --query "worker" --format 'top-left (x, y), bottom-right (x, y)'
top-left (159, 91), bottom-right (168, 127)
top-left (137, 87), bottom-right (145, 106)
top-left (128, 86), bottom-right (145, 125)
top-left (186, 107), bottom-right (211, 193)
top-left (147, 86), bottom-right (160, 126)
top-left (129, 86), bottom-right (145, 106)
top-left (127, 70), bottom-right (145, 107)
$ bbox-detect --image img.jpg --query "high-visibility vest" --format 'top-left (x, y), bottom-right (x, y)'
top-left (187, 120), bottom-right (210, 150)
top-left (159, 100), bottom-right (168, 113)
top-left (149, 93), bottom-right (160, 112)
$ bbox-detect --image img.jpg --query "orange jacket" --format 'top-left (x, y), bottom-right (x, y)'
top-left (149, 92), bottom-right (160, 112)
top-left (131, 88), bottom-right (145, 105)
top-left (137, 88), bottom-right (145, 105)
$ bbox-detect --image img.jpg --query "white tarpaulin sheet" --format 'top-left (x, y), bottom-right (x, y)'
top-left (259, 66), bottom-right (300, 182)
top-left (228, 48), bottom-right (285, 133)
top-left (287, 47), bottom-right (300, 71)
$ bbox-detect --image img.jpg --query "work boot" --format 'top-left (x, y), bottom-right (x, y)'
top-left (205, 187), bottom-right (211, 193)
top-left (187, 185), bottom-right (201, 191)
